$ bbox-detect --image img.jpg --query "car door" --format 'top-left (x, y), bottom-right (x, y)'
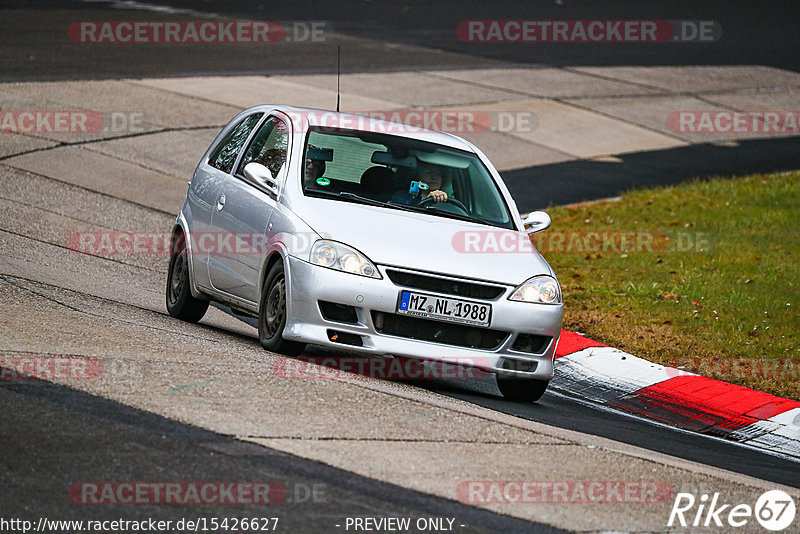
top-left (207, 113), bottom-right (291, 305)
top-left (189, 112), bottom-right (263, 291)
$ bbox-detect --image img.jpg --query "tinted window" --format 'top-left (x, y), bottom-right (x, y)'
top-left (208, 113), bottom-right (263, 173)
top-left (238, 116), bottom-right (289, 178)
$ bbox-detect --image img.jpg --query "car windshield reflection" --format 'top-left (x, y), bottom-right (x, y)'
top-left (301, 127), bottom-right (515, 230)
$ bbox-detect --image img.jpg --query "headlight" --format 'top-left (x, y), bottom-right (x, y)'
top-left (310, 240), bottom-right (380, 278)
top-left (509, 275), bottom-right (561, 304)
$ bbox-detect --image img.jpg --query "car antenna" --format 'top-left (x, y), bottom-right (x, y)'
top-left (336, 45), bottom-right (341, 112)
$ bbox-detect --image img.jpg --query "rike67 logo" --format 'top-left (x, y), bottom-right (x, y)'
top-left (668, 490), bottom-right (796, 531)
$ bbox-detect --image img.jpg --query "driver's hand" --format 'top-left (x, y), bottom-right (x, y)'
top-left (429, 190), bottom-right (448, 203)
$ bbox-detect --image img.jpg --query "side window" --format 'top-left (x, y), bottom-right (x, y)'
top-left (208, 113), bottom-right (263, 173)
top-left (238, 116), bottom-right (289, 178)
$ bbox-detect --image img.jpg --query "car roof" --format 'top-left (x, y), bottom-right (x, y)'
top-left (244, 105), bottom-right (478, 153)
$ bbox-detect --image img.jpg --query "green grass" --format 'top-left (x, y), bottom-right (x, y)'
top-left (543, 171), bottom-right (800, 399)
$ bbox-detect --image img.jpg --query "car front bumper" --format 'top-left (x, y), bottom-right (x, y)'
top-left (282, 256), bottom-right (562, 380)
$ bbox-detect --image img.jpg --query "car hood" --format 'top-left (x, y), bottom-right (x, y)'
top-left (299, 198), bottom-right (553, 286)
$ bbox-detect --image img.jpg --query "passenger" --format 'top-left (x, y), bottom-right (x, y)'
top-left (304, 145), bottom-right (328, 187)
top-left (304, 158), bottom-right (326, 183)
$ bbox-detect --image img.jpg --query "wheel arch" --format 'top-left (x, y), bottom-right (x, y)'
top-left (259, 249), bottom-right (288, 301)
top-left (170, 217), bottom-right (205, 300)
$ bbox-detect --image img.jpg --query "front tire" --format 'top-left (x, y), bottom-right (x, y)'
top-left (166, 231), bottom-right (209, 322)
top-left (496, 377), bottom-right (549, 402)
top-left (258, 261), bottom-right (306, 356)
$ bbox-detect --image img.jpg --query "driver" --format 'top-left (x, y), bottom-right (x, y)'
top-left (418, 164), bottom-right (448, 203)
top-left (392, 163), bottom-right (449, 205)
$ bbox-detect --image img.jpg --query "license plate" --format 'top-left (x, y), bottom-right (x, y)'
top-left (397, 290), bottom-right (491, 327)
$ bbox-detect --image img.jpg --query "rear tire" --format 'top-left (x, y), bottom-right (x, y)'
top-left (166, 231), bottom-right (209, 322)
top-left (259, 261), bottom-right (306, 356)
top-left (496, 377), bottom-right (549, 402)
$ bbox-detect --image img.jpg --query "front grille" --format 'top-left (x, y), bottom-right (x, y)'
top-left (372, 311), bottom-right (508, 350)
top-left (385, 269), bottom-right (505, 300)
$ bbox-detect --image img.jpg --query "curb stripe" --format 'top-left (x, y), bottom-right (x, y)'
top-left (608, 375), bottom-right (800, 437)
top-left (555, 330), bottom-right (800, 458)
top-left (554, 329), bottom-right (605, 359)
top-left (553, 346), bottom-right (691, 404)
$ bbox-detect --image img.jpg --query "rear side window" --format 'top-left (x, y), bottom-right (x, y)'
top-left (208, 113), bottom-right (263, 173)
top-left (238, 116), bottom-right (290, 178)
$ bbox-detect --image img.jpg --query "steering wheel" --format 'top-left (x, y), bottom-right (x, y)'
top-left (419, 195), bottom-right (469, 214)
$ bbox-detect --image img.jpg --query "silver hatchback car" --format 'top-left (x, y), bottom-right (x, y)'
top-left (166, 106), bottom-right (562, 402)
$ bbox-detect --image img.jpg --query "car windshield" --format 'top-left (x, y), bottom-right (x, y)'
top-left (301, 127), bottom-right (515, 230)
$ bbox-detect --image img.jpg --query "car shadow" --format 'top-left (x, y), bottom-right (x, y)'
top-left (211, 302), bottom-right (523, 401)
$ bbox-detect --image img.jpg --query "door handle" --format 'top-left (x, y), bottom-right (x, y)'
top-left (216, 194), bottom-right (226, 212)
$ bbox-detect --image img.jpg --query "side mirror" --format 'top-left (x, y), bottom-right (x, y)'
top-left (522, 211), bottom-right (551, 234)
top-left (243, 162), bottom-right (278, 197)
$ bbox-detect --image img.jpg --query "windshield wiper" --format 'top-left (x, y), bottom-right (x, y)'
top-left (306, 188), bottom-right (422, 212)
top-left (305, 188), bottom-right (379, 206)
top-left (338, 191), bottom-right (387, 207)
top-left (386, 201), bottom-right (487, 225)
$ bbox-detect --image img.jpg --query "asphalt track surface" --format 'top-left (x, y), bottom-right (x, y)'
top-left (426, 380), bottom-right (800, 490)
top-left (2, 0), bottom-right (800, 531)
top-left (230, 309), bottom-right (800, 491)
top-left (0, 372), bottom-right (565, 533)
